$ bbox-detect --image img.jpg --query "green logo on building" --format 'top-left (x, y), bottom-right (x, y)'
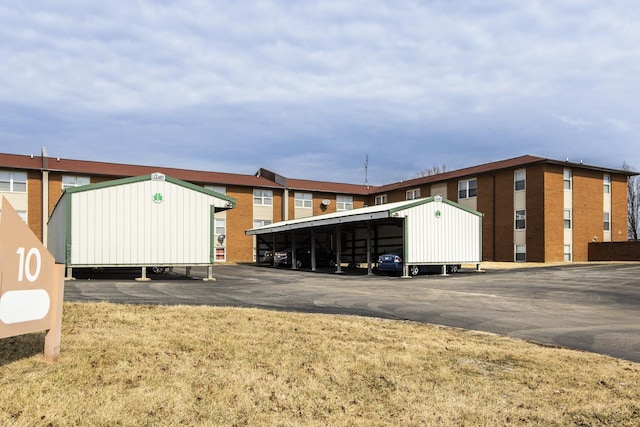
top-left (435, 210), bottom-right (441, 219)
top-left (153, 193), bottom-right (164, 204)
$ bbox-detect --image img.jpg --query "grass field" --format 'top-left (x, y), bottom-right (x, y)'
top-left (1, 302), bottom-right (638, 426)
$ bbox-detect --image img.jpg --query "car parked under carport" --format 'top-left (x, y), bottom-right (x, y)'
top-left (247, 196), bottom-right (483, 277)
top-left (377, 249), bottom-right (461, 276)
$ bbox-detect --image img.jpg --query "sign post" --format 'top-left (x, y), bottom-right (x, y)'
top-left (0, 197), bottom-right (65, 362)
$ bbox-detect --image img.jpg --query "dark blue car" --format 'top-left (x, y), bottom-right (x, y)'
top-left (377, 250), bottom-right (460, 276)
top-left (377, 251), bottom-right (404, 275)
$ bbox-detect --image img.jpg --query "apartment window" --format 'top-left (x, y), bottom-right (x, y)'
top-left (214, 218), bottom-right (226, 236)
top-left (458, 179), bottom-right (477, 199)
top-left (337, 195), bottom-right (353, 211)
top-left (564, 209), bottom-right (572, 229)
top-left (294, 192), bottom-right (312, 208)
top-left (253, 189), bottom-right (273, 206)
top-left (0, 171), bottom-right (27, 192)
top-left (406, 189), bottom-right (421, 200)
top-left (62, 175), bottom-right (90, 189)
top-left (515, 245), bottom-right (526, 262)
top-left (253, 219), bottom-right (272, 228)
top-left (604, 212), bottom-right (610, 231)
top-left (514, 170), bottom-right (526, 191)
top-left (515, 209), bottom-right (526, 230)
top-left (205, 185), bottom-right (226, 195)
top-left (603, 174), bottom-right (611, 194)
top-left (564, 245), bottom-right (572, 262)
top-left (563, 169), bottom-right (572, 190)
top-left (375, 194), bottom-right (387, 205)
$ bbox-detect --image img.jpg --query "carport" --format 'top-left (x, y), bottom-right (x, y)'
top-left (246, 196), bottom-right (483, 277)
top-left (47, 172), bottom-right (236, 281)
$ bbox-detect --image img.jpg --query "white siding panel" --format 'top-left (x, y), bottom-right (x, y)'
top-left (399, 201), bottom-right (481, 264)
top-left (66, 178), bottom-right (218, 266)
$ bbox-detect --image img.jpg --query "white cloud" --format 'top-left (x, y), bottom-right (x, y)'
top-left (606, 118), bottom-right (634, 133)
top-left (1, 1), bottom-right (640, 181)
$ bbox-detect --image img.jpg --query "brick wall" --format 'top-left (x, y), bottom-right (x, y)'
top-left (48, 173), bottom-right (63, 216)
top-left (27, 171), bottom-right (43, 240)
top-left (573, 168), bottom-right (605, 261)
top-left (543, 165), bottom-right (565, 262)
top-left (611, 175), bottom-right (628, 242)
top-left (476, 175), bottom-right (495, 261)
top-left (493, 171), bottom-right (515, 261)
top-left (589, 241), bottom-right (640, 261)
top-left (226, 187), bottom-right (256, 262)
top-left (526, 164), bottom-right (546, 262)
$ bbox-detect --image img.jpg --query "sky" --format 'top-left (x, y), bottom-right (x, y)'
top-left (1, 1), bottom-right (639, 185)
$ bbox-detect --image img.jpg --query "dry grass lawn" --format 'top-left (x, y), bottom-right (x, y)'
top-left (1, 302), bottom-right (638, 426)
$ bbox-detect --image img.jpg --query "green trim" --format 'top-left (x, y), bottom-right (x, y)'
top-left (64, 173), bottom-right (237, 208)
top-left (478, 211), bottom-right (483, 261)
top-left (210, 205), bottom-right (216, 264)
top-left (388, 197), bottom-right (434, 215)
top-left (65, 193), bottom-right (72, 265)
top-left (402, 216), bottom-right (408, 276)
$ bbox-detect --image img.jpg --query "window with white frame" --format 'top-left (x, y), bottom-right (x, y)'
top-left (205, 185), bottom-right (226, 195)
top-left (295, 192), bottom-right (312, 208)
top-left (458, 179), bottom-right (477, 199)
top-left (603, 174), bottom-right (611, 194)
top-left (514, 170), bottom-right (526, 191)
top-left (564, 209), bottom-right (572, 229)
top-left (253, 189), bottom-right (273, 206)
top-left (0, 171), bottom-right (27, 192)
top-left (375, 194), bottom-right (387, 205)
top-left (336, 195), bottom-right (353, 211)
top-left (406, 189), bottom-right (420, 200)
top-left (604, 212), bottom-right (610, 231)
top-left (515, 209), bottom-right (526, 230)
top-left (564, 245), bottom-right (572, 262)
top-left (214, 218), bottom-right (226, 236)
top-left (62, 175), bottom-right (90, 190)
top-left (563, 169), bottom-right (572, 190)
top-left (253, 219), bottom-right (272, 228)
top-left (515, 245), bottom-right (526, 262)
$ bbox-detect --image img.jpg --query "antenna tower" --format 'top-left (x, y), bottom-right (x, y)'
top-left (364, 154), bottom-right (369, 186)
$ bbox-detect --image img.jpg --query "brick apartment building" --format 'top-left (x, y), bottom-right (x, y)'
top-left (0, 150), bottom-right (633, 263)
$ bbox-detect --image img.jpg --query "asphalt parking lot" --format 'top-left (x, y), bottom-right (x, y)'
top-left (64, 262), bottom-right (640, 363)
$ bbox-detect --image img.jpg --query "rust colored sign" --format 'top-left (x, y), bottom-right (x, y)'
top-left (0, 197), bottom-right (64, 361)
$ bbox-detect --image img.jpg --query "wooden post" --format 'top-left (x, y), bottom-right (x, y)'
top-left (44, 264), bottom-right (65, 362)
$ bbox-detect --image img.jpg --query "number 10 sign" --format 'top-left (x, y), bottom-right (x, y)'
top-left (0, 196), bottom-right (64, 362)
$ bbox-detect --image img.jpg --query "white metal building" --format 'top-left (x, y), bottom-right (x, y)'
top-left (246, 196), bottom-right (483, 277)
top-left (48, 172), bottom-right (236, 280)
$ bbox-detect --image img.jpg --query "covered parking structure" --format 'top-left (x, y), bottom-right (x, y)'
top-left (246, 196), bottom-right (483, 277)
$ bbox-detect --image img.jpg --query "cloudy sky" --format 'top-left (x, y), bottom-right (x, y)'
top-left (1, 1), bottom-right (639, 185)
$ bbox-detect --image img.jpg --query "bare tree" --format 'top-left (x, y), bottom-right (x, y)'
top-left (622, 162), bottom-right (640, 240)
top-left (414, 164), bottom-right (448, 178)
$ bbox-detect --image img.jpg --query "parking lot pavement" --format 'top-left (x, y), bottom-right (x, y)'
top-left (63, 263), bottom-right (640, 362)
